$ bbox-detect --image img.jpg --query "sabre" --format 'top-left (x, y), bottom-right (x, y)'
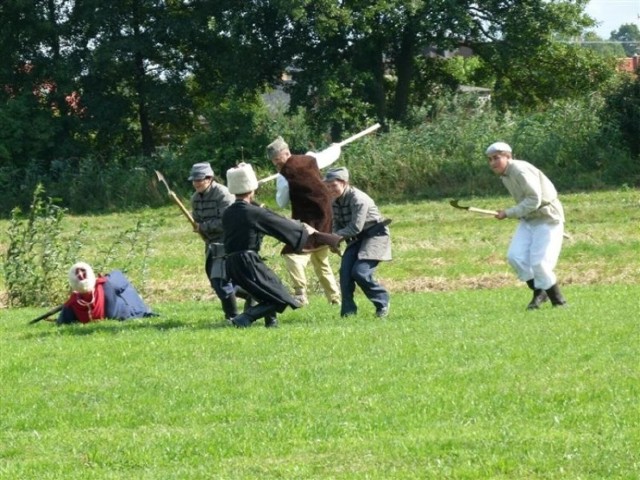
top-left (154, 170), bottom-right (205, 239)
top-left (257, 123), bottom-right (382, 185)
top-left (28, 304), bottom-right (63, 324)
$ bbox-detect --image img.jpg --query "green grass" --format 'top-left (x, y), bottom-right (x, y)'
top-left (1, 190), bottom-right (639, 478)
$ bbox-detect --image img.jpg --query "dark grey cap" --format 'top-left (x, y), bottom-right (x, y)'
top-left (188, 162), bottom-right (214, 181)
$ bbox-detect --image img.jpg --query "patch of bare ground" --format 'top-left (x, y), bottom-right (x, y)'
top-left (380, 265), bottom-right (639, 293)
top-left (384, 273), bottom-right (517, 292)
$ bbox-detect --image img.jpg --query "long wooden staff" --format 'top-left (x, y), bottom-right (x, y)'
top-left (155, 170), bottom-right (206, 240)
top-left (257, 123), bottom-right (382, 185)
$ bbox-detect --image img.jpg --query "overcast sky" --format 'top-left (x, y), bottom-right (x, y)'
top-left (585, 0), bottom-right (640, 38)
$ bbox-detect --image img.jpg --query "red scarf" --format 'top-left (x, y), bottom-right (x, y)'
top-left (64, 277), bottom-right (107, 323)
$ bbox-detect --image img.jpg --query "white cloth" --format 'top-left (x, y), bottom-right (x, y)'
top-left (275, 144), bottom-right (342, 208)
top-left (507, 220), bottom-right (564, 290)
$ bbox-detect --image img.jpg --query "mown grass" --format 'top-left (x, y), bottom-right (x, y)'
top-left (1, 189), bottom-right (639, 478)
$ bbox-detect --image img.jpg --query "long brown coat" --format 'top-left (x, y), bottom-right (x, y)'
top-left (279, 154), bottom-right (333, 253)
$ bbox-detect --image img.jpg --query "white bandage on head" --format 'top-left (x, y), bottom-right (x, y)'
top-left (68, 262), bottom-right (96, 293)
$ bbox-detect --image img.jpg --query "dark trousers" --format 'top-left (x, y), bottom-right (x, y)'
top-left (339, 241), bottom-right (389, 316)
top-left (206, 255), bottom-right (238, 319)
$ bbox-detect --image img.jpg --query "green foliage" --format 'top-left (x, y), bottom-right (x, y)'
top-left (182, 92), bottom-right (272, 172)
top-left (1, 184), bottom-right (160, 307)
top-left (2, 91), bottom-right (639, 218)
top-left (580, 31), bottom-right (627, 58)
top-left (1, 285), bottom-right (638, 477)
top-left (340, 92), bottom-right (640, 201)
top-left (3, 184), bottom-right (85, 307)
top-left (600, 73), bottom-right (640, 160)
top-left (610, 23), bottom-right (640, 57)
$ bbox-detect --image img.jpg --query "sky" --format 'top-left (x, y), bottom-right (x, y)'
top-left (585, 0), bottom-right (640, 38)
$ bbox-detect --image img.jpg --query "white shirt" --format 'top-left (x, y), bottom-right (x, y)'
top-left (275, 144), bottom-right (341, 208)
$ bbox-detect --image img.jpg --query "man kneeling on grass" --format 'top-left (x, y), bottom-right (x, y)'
top-left (222, 163), bottom-right (341, 328)
top-left (57, 262), bottom-right (156, 324)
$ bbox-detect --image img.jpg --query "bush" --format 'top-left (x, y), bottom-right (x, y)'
top-left (601, 73), bottom-right (640, 159)
top-left (2, 184), bottom-right (159, 308)
top-left (3, 184), bottom-right (85, 307)
top-left (1, 91), bottom-right (638, 217)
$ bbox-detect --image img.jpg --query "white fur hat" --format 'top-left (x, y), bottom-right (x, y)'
top-left (226, 162), bottom-right (259, 194)
top-left (485, 142), bottom-right (512, 156)
top-left (68, 262), bottom-right (96, 293)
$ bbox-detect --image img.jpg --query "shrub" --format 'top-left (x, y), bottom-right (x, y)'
top-left (2, 184), bottom-right (159, 308)
top-left (3, 184), bottom-right (85, 307)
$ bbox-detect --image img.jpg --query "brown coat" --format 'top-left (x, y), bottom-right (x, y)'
top-left (279, 154), bottom-right (333, 252)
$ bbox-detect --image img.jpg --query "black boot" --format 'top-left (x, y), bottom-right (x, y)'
top-left (526, 279), bottom-right (548, 310)
top-left (234, 286), bottom-right (256, 313)
top-left (232, 302), bottom-right (279, 328)
top-left (545, 284), bottom-right (567, 307)
top-left (220, 294), bottom-right (239, 323)
top-left (231, 313), bottom-right (253, 328)
top-left (264, 314), bottom-right (278, 328)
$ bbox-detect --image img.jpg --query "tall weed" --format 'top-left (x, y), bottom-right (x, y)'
top-left (2, 184), bottom-right (160, 308)
top-left (3, 184), bottom-right (85, 307)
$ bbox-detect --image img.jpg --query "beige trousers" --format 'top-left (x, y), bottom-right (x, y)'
top-left (283, 246), bottom-right (340, 303)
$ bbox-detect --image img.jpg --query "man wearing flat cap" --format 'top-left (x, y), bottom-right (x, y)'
top-left (266, 136), bottom-right (342, 306)
top-left (485, 141), bottom-right (567, 309)
top-left (324, 167), bottom-right (392, 318)
top-left (189, 162), bottom-right (242, 323)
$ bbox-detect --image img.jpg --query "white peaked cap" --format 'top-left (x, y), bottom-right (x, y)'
top-left (485, 142), bottom-right (512, 155)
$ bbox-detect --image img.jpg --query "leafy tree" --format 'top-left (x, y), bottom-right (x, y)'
top-left (610, 24), bottom-right (640, 57)
top-left (214, 0), bottom-right (613, 133)
top-left (68, 0), bottom-right (196, 157)
top-left (0, 0), bottom-right (86, 167)
top-left (602, 74), bottom-right (640, 158)
top-left (579, 31), bottom-right (626, 58)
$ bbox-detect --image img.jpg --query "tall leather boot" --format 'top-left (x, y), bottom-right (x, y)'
top-left (234, 286), bottom-right (256, 313)
top-left (264, 314), bottom-right (278, 329)
top-left (220, 294), bottom-right (239, 322)
top-left (232, 302), bottom-right (279, 328)
top-left (545, 284), bottom-right (567, 307)
top-left (526, 279), bottom-right (548, 310)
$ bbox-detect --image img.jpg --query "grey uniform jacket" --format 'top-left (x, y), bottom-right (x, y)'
top-left (332, 186), bottom-right (392, 261)
top-left (501, 159), bottom-right (564, 225)
top-left (191, 183), bottom-right (235, 277)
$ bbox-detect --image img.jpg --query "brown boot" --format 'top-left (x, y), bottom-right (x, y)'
top-left (526, 280), bottom-right (548, 310)
top-left (545, 284), bottom-right (567, 307)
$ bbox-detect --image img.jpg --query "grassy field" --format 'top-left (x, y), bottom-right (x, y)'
top-left (1, 189), bottom-right (639, 478)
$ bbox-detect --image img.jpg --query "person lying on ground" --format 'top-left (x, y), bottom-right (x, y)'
top-left (57, 262), bottom-right (156, 324)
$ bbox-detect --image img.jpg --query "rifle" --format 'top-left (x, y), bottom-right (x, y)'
top-left (28, 304), bottom-right (63, 324)
top-left (334, 218), bottom-right (392, 253)
top-left (350, 218), bottom-right (392, 242)
top-left (257, 123), bottom-right (381, 185)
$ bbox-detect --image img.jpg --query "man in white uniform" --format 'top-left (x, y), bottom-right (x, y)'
top-left (486, 142), bottom-right (567, 309)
